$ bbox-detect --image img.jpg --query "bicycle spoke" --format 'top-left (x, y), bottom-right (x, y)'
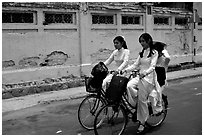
top-left (94, 105), bottom-right (127, 135)
top-left (78, 95), bottom-right (105, 130)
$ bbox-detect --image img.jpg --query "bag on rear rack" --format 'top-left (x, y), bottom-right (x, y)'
top-left (105, 75), bottom-right (129, 104)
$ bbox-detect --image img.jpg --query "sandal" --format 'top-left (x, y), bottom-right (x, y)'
top-left (137, 124), bottom-right (145, 134)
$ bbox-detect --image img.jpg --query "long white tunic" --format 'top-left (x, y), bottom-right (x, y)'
top-left (104, 47), bottom-right (130, 71)
top-left (125, 48), bottom-right (158, 85)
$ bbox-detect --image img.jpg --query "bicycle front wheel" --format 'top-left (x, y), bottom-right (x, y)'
top-left (94, 104), bottom-right (127, 135)
top-left (78, 94), bottom-right (105, 130)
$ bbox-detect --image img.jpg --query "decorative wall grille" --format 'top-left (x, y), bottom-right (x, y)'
top-left (3, 12), bottom-right (34, 23)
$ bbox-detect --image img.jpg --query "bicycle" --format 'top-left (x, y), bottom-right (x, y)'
top-left (77, 71), bottom-right (117, 130)
top-left (93, 70), bottom-right (168, 135)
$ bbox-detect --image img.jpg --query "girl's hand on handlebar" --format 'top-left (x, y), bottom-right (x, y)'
top-left (120, 70), bottom-right (127, 75)
top-left (139, 73), bottom-right (146, 79)
top-left (113, 70), bottom-right (119, 76)
top-left (110, 70), bottom-right (120, 75)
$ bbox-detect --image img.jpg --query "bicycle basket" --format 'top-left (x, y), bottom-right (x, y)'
top-left (85, 77), bottom-right (101, 93)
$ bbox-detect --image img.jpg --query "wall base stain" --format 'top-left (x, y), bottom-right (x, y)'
top-left (19, 57), bottom-right (40, 68)
top-left (2, 60), bottom-right (15, 68)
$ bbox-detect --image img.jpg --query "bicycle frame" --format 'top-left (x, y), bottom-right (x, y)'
top-left (121, 94), bottom-right (137, 116)
top-left (89, 88), bottom-right (107, 113)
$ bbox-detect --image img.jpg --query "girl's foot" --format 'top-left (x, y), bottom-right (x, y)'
top-left (137, 124), bottom-right (145, 133)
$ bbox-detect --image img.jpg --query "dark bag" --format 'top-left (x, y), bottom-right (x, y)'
top-left (105, 75), bottom-right (129, 104)
top-left (85, 62), bottom-right (108, 93)
top-left (155, 67), bottom-right (166, 86)
top-left (91, 62), bottom-right (108, 80)
top-left (85, 77), bottom-right (97, 93)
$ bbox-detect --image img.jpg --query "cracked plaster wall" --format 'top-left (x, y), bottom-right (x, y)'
top-left (2, 32), bottom-right (79, 70)
top-left (2, 3), bottom-right (202, 84)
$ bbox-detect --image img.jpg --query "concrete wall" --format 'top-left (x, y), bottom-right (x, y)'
top-left (193, 2), bottom-right (202, 56)
top-left (2, 32), bottom-right (80, 66)
top-left (2, 3), bottom-right (202, 84)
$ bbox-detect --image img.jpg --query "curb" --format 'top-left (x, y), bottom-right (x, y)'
top-left (167, 73), bottom-right (202, 82)
top-left (167, 62), bottom-right (201, 72)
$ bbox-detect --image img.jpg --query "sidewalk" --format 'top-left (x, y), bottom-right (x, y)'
top-left (2, 67), bottom-right (202, 113)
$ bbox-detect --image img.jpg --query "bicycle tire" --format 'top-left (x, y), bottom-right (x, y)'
top-left (78, 94), bottom-right (105, 130)
top-left (94, 104), bottom-right (128, 135)
top-left (146, 94), bottom-right (168, 127)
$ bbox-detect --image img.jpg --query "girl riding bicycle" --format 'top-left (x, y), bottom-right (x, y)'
top-left (102, 36), bottom-right (130, 91)
top-left (122, 33), bottom-right (160, 132)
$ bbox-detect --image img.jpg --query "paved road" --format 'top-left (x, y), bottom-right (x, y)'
top-left (145, 76), bottom-right (202, 135)
top-left (2, 76), bottom-right (202, 135)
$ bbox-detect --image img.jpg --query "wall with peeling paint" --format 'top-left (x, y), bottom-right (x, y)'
top-left (2, 2), bottom-right (202, 84)
top-left (2, 32), bottom-right (80, 67)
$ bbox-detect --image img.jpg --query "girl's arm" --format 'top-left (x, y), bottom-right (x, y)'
top-left (117, 50), bottom-right (130, 71)
top-left (104, 50), bottom-right (115, 66)
top-left (144, 50), bottom-right (158, 75)
top-left (162, 49), bottom-right (170, 70)
top-left (124, 55), bottom-right (140, 73)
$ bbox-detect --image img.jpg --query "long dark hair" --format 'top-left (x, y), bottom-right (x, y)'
top-left (113, 36), bottom-right (128, 49)
top-left (153, 41), bottom-right (166, 58)
top-left (139, 33), bottom-right (154, 58)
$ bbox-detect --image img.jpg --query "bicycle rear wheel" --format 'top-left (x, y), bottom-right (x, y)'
top-left (94, 104), bottom-right (127, 135)
top-left (78, 94), bottom-right (105, 130)
top-left (146, 95), bottom-right (168, 127)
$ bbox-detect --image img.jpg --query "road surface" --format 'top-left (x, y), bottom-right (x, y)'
top-left (2, 76), bottom-right (202, 135)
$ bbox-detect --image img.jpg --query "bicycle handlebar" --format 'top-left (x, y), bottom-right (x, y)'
top-left (109, 70), bottom-right (145, 80)
top-left (127, 70), bottom-right (140, 79)
top-left (109, 70), bottom-right (123, 75)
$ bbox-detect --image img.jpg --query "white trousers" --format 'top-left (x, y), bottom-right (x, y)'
top-left (127, 76), bottom-right (156, 124)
